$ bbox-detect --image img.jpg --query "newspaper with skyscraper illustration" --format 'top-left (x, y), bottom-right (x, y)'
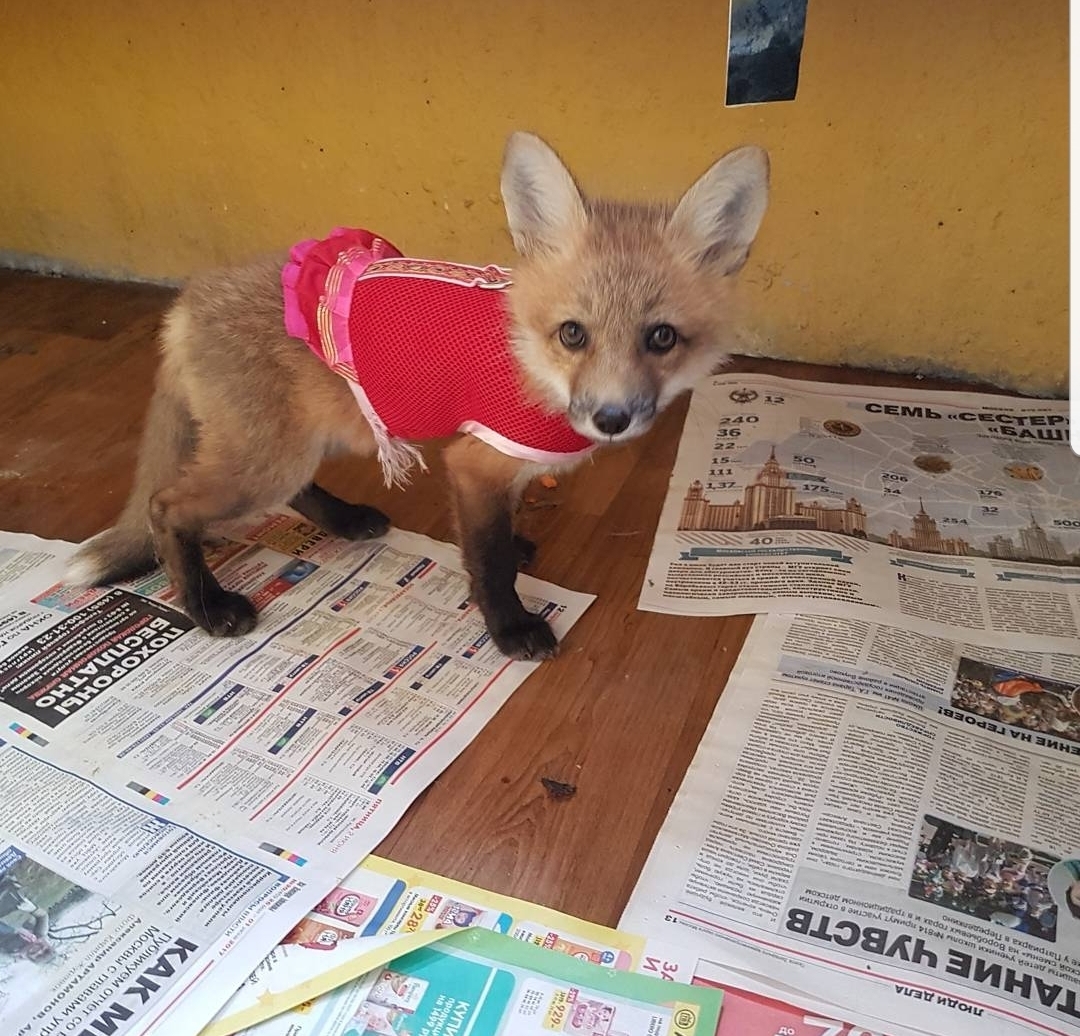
top-left (639, 373), bottom-right (1079, 652)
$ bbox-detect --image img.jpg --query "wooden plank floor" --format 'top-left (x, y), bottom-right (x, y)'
top-left (0, 269), bottom-right (1006, 927)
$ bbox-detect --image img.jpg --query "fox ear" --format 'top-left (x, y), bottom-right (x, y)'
top-left (669, 145), bottom-right (769, 274)
top-left (501, 132), bottom-right (586, 256)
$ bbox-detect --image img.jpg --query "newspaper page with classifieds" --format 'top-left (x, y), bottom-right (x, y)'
top-left (621, 610), bottom-right (1080, 1036)
top-left (639, 373), bottom-right (1080, 652)
top-left (0, 514), bottom-right (592, 1036)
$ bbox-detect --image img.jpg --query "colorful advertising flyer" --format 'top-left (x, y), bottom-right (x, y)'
top-left (340, 856), bottom-right (639, 967)
top-left (205, 857), bottom-right (690, 1036)
top-left (242, 927), bottom-right (721, 1036)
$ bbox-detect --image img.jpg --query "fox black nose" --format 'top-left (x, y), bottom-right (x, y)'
top-left (592, 405), bottom-right (631, 436)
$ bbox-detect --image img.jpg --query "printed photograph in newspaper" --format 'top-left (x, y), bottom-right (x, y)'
top-left (1049, 861), bottom-right (1080, 928)
top-left (312, 887), bottom-right (380, 930)
top-left (911, 816), bottom-right (1058, 941)
top-left (284, 917), bottom-right (358, 952)
top-left (949, 658), bottom-right (1080, 744)
top-left (0, 845), bottom-right (121, 1016)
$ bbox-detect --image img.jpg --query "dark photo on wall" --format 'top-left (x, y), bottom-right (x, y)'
top-left (726, 0), bottom-right (809, 105)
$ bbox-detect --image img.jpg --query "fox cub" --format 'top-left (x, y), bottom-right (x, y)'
top-left (68, 133), bottom-right (769, 661)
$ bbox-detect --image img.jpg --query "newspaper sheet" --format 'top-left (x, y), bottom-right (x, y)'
top-left (0, 516), bottom-right (592, 1036)
top-left (209, 856), bottom-right (913, 1036)
top-left (227, 925), bottom-right (723, 1036)
top-left (639, 374), bottom-right (1080, 652)
top-left (621, 612), bottom-right (1080, 1036)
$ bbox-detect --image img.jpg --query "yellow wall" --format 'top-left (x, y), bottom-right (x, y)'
top-left (0, 0), bottom-right (1067, 395)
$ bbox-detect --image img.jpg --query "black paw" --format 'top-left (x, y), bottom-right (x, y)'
top-left (188, 590), bottom-right (258, 637)
top-left (512, 534), bottom-right (537, 569)
top-left (491, 613), bottom-right (559, 661)
top-left (329, 504), bottom-right (391, 541)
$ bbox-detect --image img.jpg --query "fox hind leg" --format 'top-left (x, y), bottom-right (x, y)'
top-left (289, 483), bottom-right (390, 540)
top-left (171, 527), bottom-right (257, 637)
top-left (150, 452), bottom-right (317, 637)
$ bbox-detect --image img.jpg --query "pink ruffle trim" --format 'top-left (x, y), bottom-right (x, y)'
top-left (281, 226), bottom-right (401, 347)
top-left (281, 236), bottom-right (318, 342)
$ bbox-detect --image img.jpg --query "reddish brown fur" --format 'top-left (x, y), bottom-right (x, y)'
top-left (508, 199), bottom-right (742, 425)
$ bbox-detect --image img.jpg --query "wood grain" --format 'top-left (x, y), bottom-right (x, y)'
top-left (0, 270), bottom-right (1008, 926)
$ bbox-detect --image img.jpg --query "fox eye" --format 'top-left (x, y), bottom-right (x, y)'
top-left (558, 321), bottom-right (587, 350)
top-left (646, 324), bottom-right (679, 353)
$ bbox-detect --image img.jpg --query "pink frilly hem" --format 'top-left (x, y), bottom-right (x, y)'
top-left (282, 226), bottom-right (402, 348)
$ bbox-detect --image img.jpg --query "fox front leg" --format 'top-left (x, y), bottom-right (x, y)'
top-left (444, 437), bottom-right (558, 661)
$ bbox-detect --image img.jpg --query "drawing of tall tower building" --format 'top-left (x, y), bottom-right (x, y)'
top-left (909, 499), bottom-right (943, 553)
top-left (681, 481), bottom-right (707, 530)
top-left (1018, 512), bottom-right (1067, 562)
top-left (800, 497), bottom-right (867, 535)
top-left (677, 448), bottom-right (868, 535)
top-left (887, 499), bottom-right (970, 555)
top-left (987, 534), bottom-right (1017, 559)
top-left (679, 480), bottom-right (743, 531)
top-left (743, 447), bottom-right (796, 529)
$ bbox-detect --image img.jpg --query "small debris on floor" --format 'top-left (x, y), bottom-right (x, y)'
top-left (541, 777), bottom-right (577, 800)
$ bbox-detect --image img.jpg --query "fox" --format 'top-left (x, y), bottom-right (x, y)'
top-left (66, 132), bottom-right (769, 662)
